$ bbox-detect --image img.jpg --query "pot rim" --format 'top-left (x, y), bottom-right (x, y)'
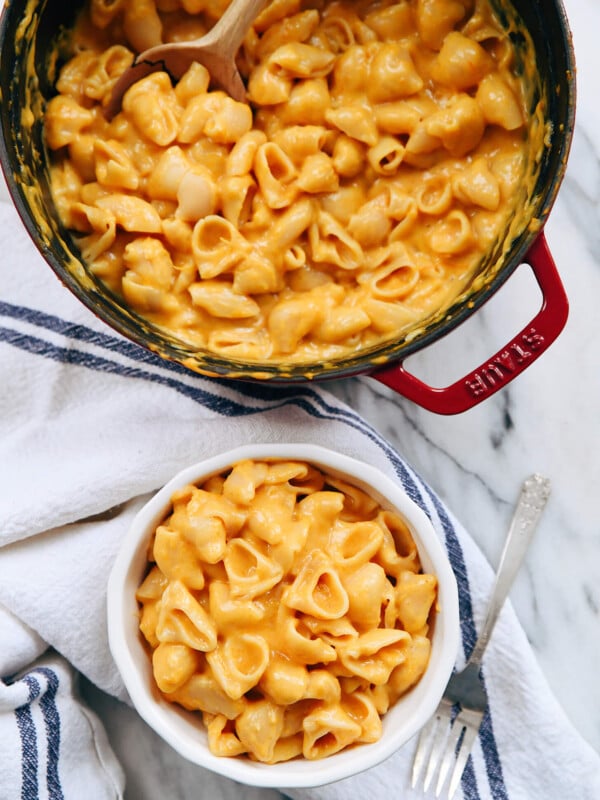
top-left (0, 0), bottom-right (577, 384)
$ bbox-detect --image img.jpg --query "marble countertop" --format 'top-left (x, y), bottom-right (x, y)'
top-left (1, 0), bottom-right (598, 795)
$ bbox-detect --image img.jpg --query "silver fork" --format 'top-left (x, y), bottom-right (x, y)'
top-left (411, 473), bottom-right (551, 798)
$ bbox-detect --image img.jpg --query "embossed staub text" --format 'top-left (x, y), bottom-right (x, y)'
top-left (465, 327), bottom-right (545, 397)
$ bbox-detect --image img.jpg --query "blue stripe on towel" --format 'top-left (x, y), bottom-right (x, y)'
top-left (0, 321), bottom-right (392, 448)
top-left (426, 488), bottom-right (509, 800)
top-left (0, 300), bottom-right (189, 373)
top-left (0, 307), bottom-right (425, 496)
top-left (0, 302), bottom-right (509, 799)
top-left (423, 488), bottom-right (481, 800)
top-left (0, 301), bottom-right (414, 454)
top-left (479, 709), bottom-right (508, 800)
top-left (462, 759), bottom-right (481, 800)
top-left (33, 668), bottom-right (64, 800)
top-left (427, 489), bottom-right (478, 653)
top-left (0, 304), bottom-right (434, 451)
top-left (0, 302), bottom-right (439, 504)
top-left (15, 674), bottom-right (40, 800)
top-left (0, 300), bottom-right (389, 426)
top-left (0, 324), bottom-right (266, 415)
top-left (0, 314), bottom-right (432, 514)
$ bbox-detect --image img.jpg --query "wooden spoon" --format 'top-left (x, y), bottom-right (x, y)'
top-left (104, 0), bottom-right (269, 119)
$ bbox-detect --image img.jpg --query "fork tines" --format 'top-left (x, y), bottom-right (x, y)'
top-left (411, 698), bottom-right (485, 798)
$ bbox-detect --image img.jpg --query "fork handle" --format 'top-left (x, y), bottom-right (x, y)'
top-left (467, 474), bottom-right (551, 668)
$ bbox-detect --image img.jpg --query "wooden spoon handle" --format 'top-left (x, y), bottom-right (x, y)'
top-left (204, 0), bottom-right (270, 56)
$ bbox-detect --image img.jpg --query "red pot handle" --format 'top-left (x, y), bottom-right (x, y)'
top-left (371, 233), bottom-right (568, 415)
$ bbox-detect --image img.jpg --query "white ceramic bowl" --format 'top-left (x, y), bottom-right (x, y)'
top-left (107, 443), bottom-right (459, 788)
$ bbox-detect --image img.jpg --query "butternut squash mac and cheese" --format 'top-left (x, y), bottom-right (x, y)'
top-left (135, 458), bottom-right (437, 762)
top-left (45, 0), bottom-right (536, 365)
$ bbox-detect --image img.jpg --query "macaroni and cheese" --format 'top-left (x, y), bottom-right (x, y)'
top-left (136, 458), bottom-right (438, 762)
top-left (46, 0), bottom-right (536, 365)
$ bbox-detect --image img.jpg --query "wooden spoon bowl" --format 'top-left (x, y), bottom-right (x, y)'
top-left (105, 0), bottom-right (268, 119)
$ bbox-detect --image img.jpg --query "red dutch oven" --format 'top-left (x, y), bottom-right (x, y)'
top-left (0, 0), bottom-right (576, 414)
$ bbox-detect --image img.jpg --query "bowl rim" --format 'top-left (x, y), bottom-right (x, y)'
top-left (107, 443), bottom-right (460, 788)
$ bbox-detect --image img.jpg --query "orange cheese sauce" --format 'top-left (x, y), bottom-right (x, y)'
top-left (136, 458), bottom-right (437, 762)
top-left (45, 0), bottom-right (541, 366)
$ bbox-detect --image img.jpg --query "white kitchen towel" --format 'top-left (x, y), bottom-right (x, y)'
top-left (1, 196), bottom-right (599, 800)
top-left (0, 614), bottom-right (125, 800)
